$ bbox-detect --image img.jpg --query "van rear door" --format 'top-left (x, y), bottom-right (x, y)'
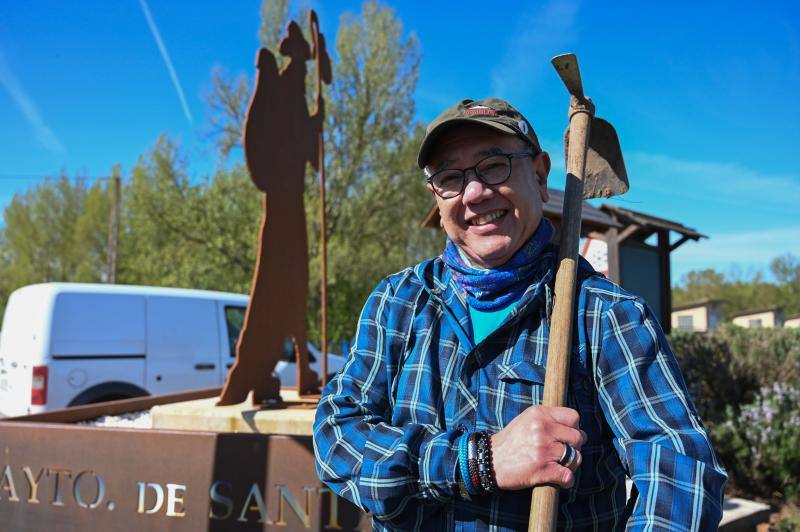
top-left (48, 291), bottom-right (147, 408)
top-left (0, 287), bottom-right (49, 417)
top-left (146, 296), bottom-right (221, 394)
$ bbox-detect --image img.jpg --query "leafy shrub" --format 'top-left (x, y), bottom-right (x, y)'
top-left (669, 329), bottom-right (755, 424)
top-left (669, 327), bottom-right (800, 504)
top-left (774, 513), bottom-right (800, 532)
top-left (713, 383), bottom-right (800, 505)
top-left (669, 326), bottom-right (800, 424)
top-left (722, 326), bottom-right (800, 391)
top-left (772, 503), bottom-right (800, 531)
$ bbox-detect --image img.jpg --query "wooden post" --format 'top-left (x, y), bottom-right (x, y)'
top-left (319, 131), bottom-right (328, 388)
top-left (657, 229), bottom-right (672, 334)
top-left (106, 173), bottom-right (121, 284)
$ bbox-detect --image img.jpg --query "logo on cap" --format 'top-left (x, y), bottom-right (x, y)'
top-left (518, 120), bottom-right (529, 134)
top-left (464, 105), bottom-right (497, 117)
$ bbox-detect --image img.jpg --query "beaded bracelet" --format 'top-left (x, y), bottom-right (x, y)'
top-left (466, 431), bottom-right (498, 495)
top-left (475, 431), bottom-right (498, 494)
top-left (457, 432), bottom-right (478, 495)
top-left (467, 432), bottom-right (482, 493)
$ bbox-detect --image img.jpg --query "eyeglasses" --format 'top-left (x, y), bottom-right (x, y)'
top-left (426, 152), bottom-right (534, 199)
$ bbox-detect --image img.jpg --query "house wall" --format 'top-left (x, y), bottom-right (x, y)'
top-left (671, 306), bottom-right (709, 332)
top-left (784, 317), bottom-right (800, 329)
top-left (732, 311), bottom-right (781, 328)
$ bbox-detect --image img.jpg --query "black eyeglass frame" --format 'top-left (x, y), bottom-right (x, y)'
top-left (426, 151), bottom-right (536, 199)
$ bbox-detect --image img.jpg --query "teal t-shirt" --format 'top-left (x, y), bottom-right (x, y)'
top-left (469, 303), bottom-right (515, 344)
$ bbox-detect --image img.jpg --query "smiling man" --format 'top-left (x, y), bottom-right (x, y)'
top-left (314, 98), bottom-right (727, 530)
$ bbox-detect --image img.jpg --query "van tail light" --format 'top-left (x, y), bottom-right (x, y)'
top-left (31, 365), bottom-right (48, 405)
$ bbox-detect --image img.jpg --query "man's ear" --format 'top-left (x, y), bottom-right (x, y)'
top-left (426, 182), bottom-right (437, 197)
top-left (535, 152), bottom-right (550, 203)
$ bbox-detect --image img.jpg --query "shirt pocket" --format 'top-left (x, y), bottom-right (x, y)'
top-left (492, 360), bottom-right (547, 425)
top-left (496, 360), bottom-right (546, 384)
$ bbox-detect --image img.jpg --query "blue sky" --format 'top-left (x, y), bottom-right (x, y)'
top-left (1, 0), bottom-right (798, 283)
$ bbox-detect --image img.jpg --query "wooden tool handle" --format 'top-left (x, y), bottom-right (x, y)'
top-left (528, 104), bottom-right (592, 532)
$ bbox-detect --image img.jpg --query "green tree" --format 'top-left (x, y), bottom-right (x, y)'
top-left (771, 254), bottom-right (800, 316)
top-left (673, 254), bottom-right (800, 319)
top-left (0, 136), bottom-right (262, 318)
top-left (0, 175), bottom-right (112, 314)
top-left (118, 136), bottom-right (203, 287)
top-left (204, 67), bottom-right (251, 160)
top-left (306, 1), bottom-right (442, 341)
top-left (118, 136), bottom-right (260, 293)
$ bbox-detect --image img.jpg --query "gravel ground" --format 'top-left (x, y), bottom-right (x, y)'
top-left (78, 410), bottom-right (152, 428)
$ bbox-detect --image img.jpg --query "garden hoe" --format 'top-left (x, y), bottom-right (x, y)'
top-left (528, 53), bottom-right (629, 532)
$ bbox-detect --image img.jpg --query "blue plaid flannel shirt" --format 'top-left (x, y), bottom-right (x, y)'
top-left (314, 244), bottom-right (727, 531)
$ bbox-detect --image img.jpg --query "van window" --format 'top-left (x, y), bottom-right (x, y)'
top-left (224, 306), bottom-right (246, 356)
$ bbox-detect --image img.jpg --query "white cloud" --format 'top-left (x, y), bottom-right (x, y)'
top-left (674, 226), bottom-right (800, 263)
top-left (0, 51), bottom-right (66, 154)
top-left (671, 226), bottom-right (800, 282)
top-left (490, 0), bottom-right (580, 100)
top-left (625, 151), bottom-right (800, 211)
top-left (138, 0), bottom-right (193, 125)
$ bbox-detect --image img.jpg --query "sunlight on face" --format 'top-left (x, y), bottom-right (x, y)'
top-left (426, 125), bottom-right (550, 268)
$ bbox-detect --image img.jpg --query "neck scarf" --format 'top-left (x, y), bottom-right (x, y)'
top-left (441, 218), bottom-right (554, 311)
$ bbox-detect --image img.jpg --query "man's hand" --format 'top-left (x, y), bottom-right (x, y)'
top-left (491, 406), bottom-right (586, 490)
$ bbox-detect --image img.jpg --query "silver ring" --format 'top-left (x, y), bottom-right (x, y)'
top-left (558, 443), bottom-right (577, 468)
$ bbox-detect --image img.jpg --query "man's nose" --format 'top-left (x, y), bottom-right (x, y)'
top-left (462, 170), bottom-right (493, 204)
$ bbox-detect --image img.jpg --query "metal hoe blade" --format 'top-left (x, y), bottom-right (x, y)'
top-left (565, 118), bottom-right (629, 199)
top-left (552, 54), bottom-right (629, 199)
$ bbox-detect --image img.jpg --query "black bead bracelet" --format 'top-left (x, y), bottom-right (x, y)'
top-left (467, 431), bottom-right (497, 494)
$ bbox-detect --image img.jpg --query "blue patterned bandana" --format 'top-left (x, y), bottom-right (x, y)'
top-left (441, 219), bottom-right (555, 311)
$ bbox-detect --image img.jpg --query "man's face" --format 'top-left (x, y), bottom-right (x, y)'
top-left (426, 125), bottom-right (550, 269)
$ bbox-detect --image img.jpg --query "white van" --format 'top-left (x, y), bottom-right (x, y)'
top-left (0, 283), bottom-right (250, 417)
top-left (0, 283), bottom-right (348, 417)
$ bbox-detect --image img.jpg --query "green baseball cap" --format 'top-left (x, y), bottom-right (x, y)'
top-left (417, 97), bottom-right (542, 169)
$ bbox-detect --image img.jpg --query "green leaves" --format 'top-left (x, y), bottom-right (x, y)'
top-left (671, 326), bottom-right (800, 504)
top-left (0, 175), bottom-right (110, 293)
top-left (714, 382), bottom-right (800, 504)
top-left (0, 138), bottom-right (261, 315)
top-left (119, 136), bottom-right (260, 292)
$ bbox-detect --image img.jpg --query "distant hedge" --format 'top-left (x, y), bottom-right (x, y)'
top-left (670, 325), bottom-right (800, 424)
top-left (669, 326), bottom-right (800, 505)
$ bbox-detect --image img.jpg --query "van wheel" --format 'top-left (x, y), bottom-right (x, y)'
top-left (68, 382), bottom-right (149, 407)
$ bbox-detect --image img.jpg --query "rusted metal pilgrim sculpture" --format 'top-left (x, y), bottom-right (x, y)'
top-left (218, 11), bottom-right (332, 405)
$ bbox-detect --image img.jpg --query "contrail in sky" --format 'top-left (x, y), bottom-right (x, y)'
top-left (138, 0), bottom-right (193, 124)
top-left (0, 50), bottom-right (66, 154)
